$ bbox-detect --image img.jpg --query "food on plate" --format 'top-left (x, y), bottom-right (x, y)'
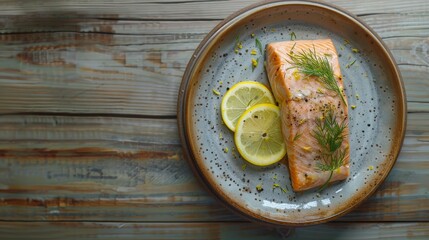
top-left (266, 39), bottom-right (350, 191)
top-left (221, 81), bottom-right (276, 132)
top-left (220, 81), bottom-right (286, 166)
top-left (234, 103), bottom-right (286, 166)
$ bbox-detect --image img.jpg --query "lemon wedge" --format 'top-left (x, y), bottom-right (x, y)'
top-left (234, 104), bottom-right (286, 166)
top-left (221, 81), bottom-right (275, 132)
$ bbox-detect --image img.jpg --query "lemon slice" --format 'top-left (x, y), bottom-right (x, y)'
top-left (234, 104), bottom-right (286, 166)
top-left (221, 81), bottom-right (275, 132)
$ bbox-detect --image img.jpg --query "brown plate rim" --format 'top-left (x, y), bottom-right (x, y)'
top-left (177, 0), bottom-right (407, 226)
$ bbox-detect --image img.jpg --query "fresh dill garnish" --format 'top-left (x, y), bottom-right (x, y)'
top-left (288, 47), bottom-right (347, 105)
top-left (234, 35), bottom-right (242, 53)
top-left (255, 38), bottom-right (263, 55)
top-left (282, 185), bottom-right (289, 192)
top-left (256, 184), bottom-right (263, 192)
top-left (346, 59), bottom-right (356, 68)
top-left (290, 31), bottom-right (296, 40)
top-left (212, 88), bottom-right (220, 95)
top-left (313, 108), bottom-right (347, 191)
top-left (272, 183), bottom-right (288, 193)
top-left (251, 58), bottom-right (259, 71)
top-left (290, 42), bottom-right (297, 53)
top-left (293, 132), bottom-right (302, 142)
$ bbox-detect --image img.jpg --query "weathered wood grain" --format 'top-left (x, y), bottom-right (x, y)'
top-left (0, 0), bottom-right (427, 238)
top-left (0, 0), bottom-right (427, 19)
top-left (0, 222), bottom-right (427, 240)
top-left (0, 12), bottom-right (428, 115)
top-left (0, 113), bottom-right (427, 221)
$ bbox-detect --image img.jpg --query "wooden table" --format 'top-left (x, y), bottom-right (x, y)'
top-left (0, 0), bottom-right (427, 239)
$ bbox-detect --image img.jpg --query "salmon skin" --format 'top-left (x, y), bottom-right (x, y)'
top-left (266, 39), bottom-right (350, 191)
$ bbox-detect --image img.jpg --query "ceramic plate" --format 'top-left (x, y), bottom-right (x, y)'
top-left (178, 0), bottom-right (406, 226)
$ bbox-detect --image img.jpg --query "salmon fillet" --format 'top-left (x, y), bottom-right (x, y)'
top-left (266, 39), bottom-right (350, 191)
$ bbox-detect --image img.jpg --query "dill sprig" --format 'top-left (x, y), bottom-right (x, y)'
top-left (313, 108), bottom-right (347, 191)
top-left (288, 48), bottom-right (347, 105)
top-left (255, 38), bottom-right (263, 54)
top-left (290, 32), bottom-right (296, 41)
top-left (292, 132), bottom-right (302, 142)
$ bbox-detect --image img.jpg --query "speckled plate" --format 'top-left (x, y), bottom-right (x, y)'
top-left (177, 0), bottom-right (406, 226)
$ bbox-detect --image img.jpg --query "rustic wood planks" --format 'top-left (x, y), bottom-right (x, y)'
top-left (0, 222), bottom-right (427, 239)
top-left (0, 0), bottom-right (428, 238)
top-left (0, 114), bottom-right (427, 222)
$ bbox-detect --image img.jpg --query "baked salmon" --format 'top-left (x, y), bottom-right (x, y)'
top-left (266, 39), bottom-right (350, 191)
